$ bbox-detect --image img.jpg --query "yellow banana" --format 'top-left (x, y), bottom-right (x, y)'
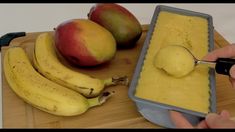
top-left (4, 47), bottom-right (113, 116)
top-left (33, 33), bottom-right (128, 98)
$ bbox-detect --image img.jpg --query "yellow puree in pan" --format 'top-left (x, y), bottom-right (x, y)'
top-left (135, 11), bottom-right (210, 114)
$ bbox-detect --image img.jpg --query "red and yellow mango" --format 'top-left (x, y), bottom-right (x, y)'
top-left (88, 3), bottom-right (142, 48)
top-left (55, 19), bottom-right (116, 66)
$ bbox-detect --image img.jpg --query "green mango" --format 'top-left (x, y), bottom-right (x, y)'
top-left (88, 3), bottom-right (142, 48)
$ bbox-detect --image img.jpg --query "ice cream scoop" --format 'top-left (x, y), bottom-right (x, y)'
top-left (154, 45), bottom-right (235, 77)
top-left (153, 45), bottom-right (195, 77)
top-left (177, 45), bottom-right (235, 76)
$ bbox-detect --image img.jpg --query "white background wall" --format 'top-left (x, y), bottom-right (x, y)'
top-left (1, 3), bottom-right (235, 127)
top-left (1, 4), bottom-right (235, 43)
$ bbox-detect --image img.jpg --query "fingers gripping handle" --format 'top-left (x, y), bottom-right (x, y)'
top-left (215, 58), bottom-right (235, 76)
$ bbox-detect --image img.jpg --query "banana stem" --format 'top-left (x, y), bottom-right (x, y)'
top-left (87, 91), bottom-right (114, 108)
top-left (103, 76), bottom-right (129, 87)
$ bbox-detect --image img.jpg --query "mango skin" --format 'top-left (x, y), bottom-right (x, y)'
top-left (88, 3), bottom-right (142, 48)
top-left (55, 19), bottom-right (116, 67)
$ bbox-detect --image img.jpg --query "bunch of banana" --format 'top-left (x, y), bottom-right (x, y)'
top-left (3, 47), bottom-right (113, 116)
top-left (33, 33), bottom-right (128, 98)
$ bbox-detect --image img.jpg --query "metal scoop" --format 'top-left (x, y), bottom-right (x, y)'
top-left (179, 45), bottom-right (235, 76)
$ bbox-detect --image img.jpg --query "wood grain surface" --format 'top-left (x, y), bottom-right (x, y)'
top-left (1, 25), bottom-right (235, 128)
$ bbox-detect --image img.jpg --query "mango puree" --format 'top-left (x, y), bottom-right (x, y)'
top-left (135, 11), bottom-right (210, 113)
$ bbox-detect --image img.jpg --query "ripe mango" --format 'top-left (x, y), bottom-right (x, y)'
top-left (88, 3), bottom-right (142, 48)
top-left (55, 19), bottom-right (116, 67)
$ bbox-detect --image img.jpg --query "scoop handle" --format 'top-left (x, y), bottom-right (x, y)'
top-left (215, 58), bottom-right (235, 76)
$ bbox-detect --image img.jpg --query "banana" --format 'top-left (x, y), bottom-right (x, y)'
top-left (33, 33), bottom-right (128, 98)
top-left (3, 47), bottom-right (113, 116)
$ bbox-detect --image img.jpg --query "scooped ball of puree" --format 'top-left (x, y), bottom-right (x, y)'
top-left (153, 45), bottom-right (195, 77)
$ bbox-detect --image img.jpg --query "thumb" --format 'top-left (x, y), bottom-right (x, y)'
top-left (229, 65), bottom-right (235, 79)
top-left (206, 113), bottom-right (235, 128)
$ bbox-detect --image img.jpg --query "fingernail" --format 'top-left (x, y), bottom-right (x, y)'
top-left (219, 110), bottom-right (230, 119)
top-left (230, 65), bottom-right (235, 79)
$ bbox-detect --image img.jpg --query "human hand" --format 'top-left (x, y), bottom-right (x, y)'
top-left (169, 44), bottom-right (235, 129)
top-left (169, 110), bottom-right (235, 128)
top-left (203, 44), bottom-right (235, 88)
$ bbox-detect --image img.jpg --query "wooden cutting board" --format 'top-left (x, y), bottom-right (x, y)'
top-left (1, 25), bottom-right (235, 128)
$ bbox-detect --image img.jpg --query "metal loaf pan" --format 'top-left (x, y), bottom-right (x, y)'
top-left (128, 5), bottom-right (216, 128)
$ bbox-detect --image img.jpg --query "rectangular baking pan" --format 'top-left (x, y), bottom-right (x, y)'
top-left (128, 5), bottom-right (216, 128)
